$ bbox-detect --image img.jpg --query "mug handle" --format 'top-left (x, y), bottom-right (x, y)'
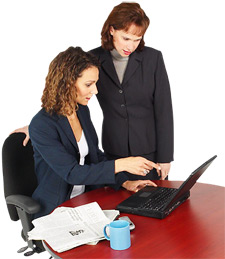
top-left (103, 224), bottom-right (110, 240)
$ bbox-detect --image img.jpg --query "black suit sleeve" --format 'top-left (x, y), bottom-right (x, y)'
top-left (154, 51), bottom-right (174, 163)
top-left (107, 172), bottom-right (130, 190)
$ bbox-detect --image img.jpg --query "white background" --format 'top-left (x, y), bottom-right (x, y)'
top-left (0, 0), bottom-right (224, 258)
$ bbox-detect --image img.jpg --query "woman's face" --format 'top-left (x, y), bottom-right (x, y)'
top-left (75, 66), bottom-right (99, 106)
top-left (110, 24), bottom-right (143, 57)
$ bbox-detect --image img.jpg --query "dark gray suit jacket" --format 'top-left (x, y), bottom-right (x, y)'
top-left (90, 46), bottom-right (174, 163)
top-left (90, 47), bottom-right (174, 188)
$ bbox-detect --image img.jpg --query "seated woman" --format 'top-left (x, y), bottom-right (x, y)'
top-left (29, 46), bottom-right (160, 218)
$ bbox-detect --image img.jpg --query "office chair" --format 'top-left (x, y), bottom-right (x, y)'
top-left (2, 133), bottom-right (45, 256)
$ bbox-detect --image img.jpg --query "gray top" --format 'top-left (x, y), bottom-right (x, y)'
top-left (110, 49), bottom-right (129, 84)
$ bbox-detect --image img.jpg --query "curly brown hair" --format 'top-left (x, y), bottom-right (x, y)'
top-left (101, 2), bottom-right (150, 51)
top-left (41, 47), bottom-right (99, 116)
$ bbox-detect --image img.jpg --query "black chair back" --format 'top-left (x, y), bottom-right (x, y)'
top-left (2, 133), bottom-right (37, 221)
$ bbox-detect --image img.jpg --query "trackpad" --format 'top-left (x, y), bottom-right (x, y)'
top-left (139, 192), bottom-right (152, 198)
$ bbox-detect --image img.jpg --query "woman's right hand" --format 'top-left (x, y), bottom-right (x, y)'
top-left (115, 156), bottom-right (161, 176)
top-left (10, 125), bottom-right (29, 146)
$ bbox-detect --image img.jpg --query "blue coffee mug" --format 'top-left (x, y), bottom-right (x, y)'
top-left (103, 220), bottom-right (131, 250)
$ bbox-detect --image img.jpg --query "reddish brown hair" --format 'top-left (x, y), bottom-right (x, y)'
top-left (101, 2), bottom-right (150, 51)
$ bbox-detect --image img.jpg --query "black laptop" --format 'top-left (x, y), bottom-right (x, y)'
top-left (117, 155), bottom-right (217, 219)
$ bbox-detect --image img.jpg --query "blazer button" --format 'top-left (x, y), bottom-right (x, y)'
top-left (121, 104), bottom-right (125, 108)
top-left (119, 90), bottom-right (123, 94)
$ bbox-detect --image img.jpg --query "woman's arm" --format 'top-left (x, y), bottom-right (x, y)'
top-left (154, 51), bottom-right (174, 164)
top-left (30, 114), bottom-right (160, 187)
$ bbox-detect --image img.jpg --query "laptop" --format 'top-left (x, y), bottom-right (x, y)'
top-left (117, 155), bottom-right (217, 219)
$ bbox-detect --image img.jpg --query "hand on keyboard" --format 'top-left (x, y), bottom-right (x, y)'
top-left (122, 180), bottom-right (157, 192)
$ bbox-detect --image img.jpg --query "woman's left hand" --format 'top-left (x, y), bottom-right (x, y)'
top-left (122, 180), bottom-right (157, 192)
top-left (157, 163), bottom-right (171, 180)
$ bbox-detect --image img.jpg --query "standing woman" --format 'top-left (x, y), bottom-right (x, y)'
top-left (90, 2), bottom-right (174, 191)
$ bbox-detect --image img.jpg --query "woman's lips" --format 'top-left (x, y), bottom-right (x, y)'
top-left (123, 50), bottom-right (131, 56)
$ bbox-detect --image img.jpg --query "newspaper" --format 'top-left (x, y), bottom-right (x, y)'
top-left (28, 202), bottom-right (119, 253)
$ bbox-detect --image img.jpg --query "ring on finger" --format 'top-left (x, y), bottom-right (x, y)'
top-left (143, 169), bottom-right (149, 175)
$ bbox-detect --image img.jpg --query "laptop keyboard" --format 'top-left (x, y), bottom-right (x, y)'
top-left (138, 187), bottom-right (177, 211)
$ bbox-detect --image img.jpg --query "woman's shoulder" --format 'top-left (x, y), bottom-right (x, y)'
top-left (140, 46), bottom-right (162, 57)
top-left (89, 46), bottom-right (102, 53)
top-left (137, 47), bottom-right (165, 66)
top-left (30, 108), bottom-right (59, 129)
top-left (89, 46), bottom-right (108, 59)
top-left (31, 108), bottom-right (55, 120)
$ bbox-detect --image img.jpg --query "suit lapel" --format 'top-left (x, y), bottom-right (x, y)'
top-left (100, 50), bottom-right (121, 88)
top-left (100, 49), bottom-right (143, 88)
top-left (77, 107), bottom-right (96, 159)
top-left (122, 51), bottom-right (142, 86)
top-left (56, 107), bottom-right (96, 160)
top-left (57, 115), bottom-right (79, 151)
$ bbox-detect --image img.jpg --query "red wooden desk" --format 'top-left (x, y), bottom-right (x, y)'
top-left (44, 181), bottom-right (225, 258)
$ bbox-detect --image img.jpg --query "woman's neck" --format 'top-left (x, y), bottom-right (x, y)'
top-left (110, 48), bottom-right (129, 61)
top-left (67, 112), bottom-right (83, 142)
top-left (67, 111), bottom-right (78, 121)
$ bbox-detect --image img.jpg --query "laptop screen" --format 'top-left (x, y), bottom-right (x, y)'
top-left (164, 155), bottom-right (217, 209)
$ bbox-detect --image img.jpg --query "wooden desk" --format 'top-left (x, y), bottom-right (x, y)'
top-left (44, 181), bottom-right (225, 258)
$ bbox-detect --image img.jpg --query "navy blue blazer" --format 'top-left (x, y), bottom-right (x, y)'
top-left (29, 105), bottom-right (115, 218)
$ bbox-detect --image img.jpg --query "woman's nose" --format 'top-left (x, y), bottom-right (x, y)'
top-left (127, 42), bottom-right (135, 52)
top-left (91, 84), bottom-right (98, 95)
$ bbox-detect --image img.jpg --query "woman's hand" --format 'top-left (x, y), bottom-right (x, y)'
top-left (157, 163), bottom-right (171, 180)
top-left (115, 156), bottom-right (161, 176)
top-left (122, 180), bottom-right (157, 192)
top-left (10, 125), bottom-right (29, 146)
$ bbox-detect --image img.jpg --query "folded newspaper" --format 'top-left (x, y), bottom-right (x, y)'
top-left (28, 202), bottom-right (119, 252)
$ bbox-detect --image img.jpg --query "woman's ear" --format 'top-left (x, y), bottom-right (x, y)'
top-left (109, 26), bottom-right (114, 36)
